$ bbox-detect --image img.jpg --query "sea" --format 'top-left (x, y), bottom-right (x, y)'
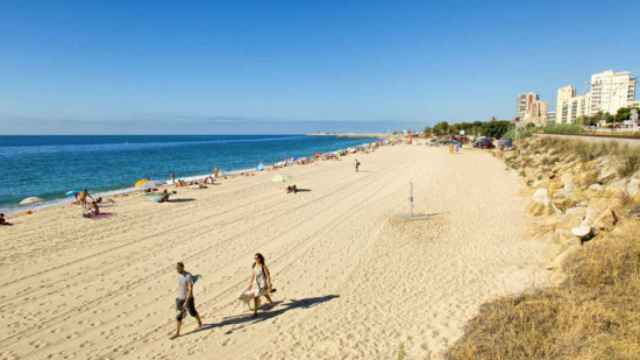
top-left (0, 135), bottom-right (376, 213)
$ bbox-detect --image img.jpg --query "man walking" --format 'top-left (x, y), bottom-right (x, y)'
top-left (171, 262), bottom-right (202, 339)
top-left (355, 159), bottom-right (361, 172)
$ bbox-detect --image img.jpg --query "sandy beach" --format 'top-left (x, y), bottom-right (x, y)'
top-left (0, 144), bottom-right (550, 360)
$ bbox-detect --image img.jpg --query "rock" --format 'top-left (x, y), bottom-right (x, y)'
top-left (571, 224), bottom-right (593, 240)
top-left (565, 206), bottom-right (587, 219)
top-left (606, 179), bottom-right (628, 194)
top-left (576, 170), bottom-right (599, 188)
top-left (627, 178), bottom-right (640, 197)
top-left (548, 245), bottom-right (581, 271)
top-left (560, 173), bottom-right (575, 196)
top-left (528, 188), bottom-right (557, 217)
top-left (588, 183), bottom-right (604, 192)
top-left (597, 162), bottom-right (618, 184)
top-left (629, 205), bottom-right (640, 219)
top-left (593, 207), bottom-right (619, 232)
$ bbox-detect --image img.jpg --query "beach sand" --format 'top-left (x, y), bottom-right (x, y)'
top-left (0, 144), bottom-right (550, 360)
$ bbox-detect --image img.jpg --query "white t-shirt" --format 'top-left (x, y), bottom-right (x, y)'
top-left (177, 272), bottom-right (193, 300)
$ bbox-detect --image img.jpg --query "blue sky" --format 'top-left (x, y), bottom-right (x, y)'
top-left (0, 0), bottom-right (639, 133)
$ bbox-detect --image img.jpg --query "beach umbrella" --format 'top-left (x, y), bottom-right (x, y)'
top-left (135, 179), bottom-right (158, 190)
top-left (271, 174), bottom-right (291, 183)
top-left (20, 196), bottom-right (43, 205)
top-left (65, 190), bottom-right (79, 197)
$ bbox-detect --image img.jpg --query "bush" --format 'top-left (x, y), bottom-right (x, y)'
top-left (446, 222), bottom-right (640, 360)
top-left (502, 127), bottom-right (535, 141)
top-left (542, 124), bottom-right (584, 135)
top-left (617, 150), bottom-right (640, 177)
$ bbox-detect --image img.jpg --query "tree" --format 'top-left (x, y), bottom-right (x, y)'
top-left (615, 107), bottom-right (631, 122)
top-left (432, 121), bottom-right (450, 136)
top-left (483, 120), bottom-right (513, 139)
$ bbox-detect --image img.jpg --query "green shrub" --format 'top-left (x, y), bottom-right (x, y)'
top-left (542, 124), bottom-right (584, 135)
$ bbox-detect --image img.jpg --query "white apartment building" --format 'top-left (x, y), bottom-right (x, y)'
top-left (556, 85), bottom-right (591, 123)
top-left (547, 111), bottom-right (556, 124)
top-left (555, 70), bottom-right (637, 124)
top-left (590, 70), bottom-right (636, 115)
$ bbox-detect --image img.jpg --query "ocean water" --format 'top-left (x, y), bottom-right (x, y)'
top-left (0, 135), bottom-right (375, 211)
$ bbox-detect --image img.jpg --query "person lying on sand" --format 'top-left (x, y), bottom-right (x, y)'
top-left (171, 262), bottom-right (202, 339)
top-left (0, 213), bottom-right (12, 226)
top-left (239, 253), bottom-right (275, 317)
top-left (82, 200), bottom-right (100, 218)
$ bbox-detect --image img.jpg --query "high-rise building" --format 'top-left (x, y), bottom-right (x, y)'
top-left (590, 70), bottom-right (636, 115)
top-left (556, 86), bottom-right (592, 124)
top-left (547, 111), bottom-right (556, 124)
top-left (517, 92), bottom-right (548, 126)
top-left (517, 92), bottom-right (539, 118)
top-left (556, 85), bottom-right (576, 123)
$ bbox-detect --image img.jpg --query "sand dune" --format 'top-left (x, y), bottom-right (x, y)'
top-left (0, 144), bottom-right (549, 360)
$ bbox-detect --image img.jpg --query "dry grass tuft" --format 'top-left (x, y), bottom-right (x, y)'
top-left (617, 151), bottom-right (640, 178)
top-left (446, 221), bottom-right (640, 360)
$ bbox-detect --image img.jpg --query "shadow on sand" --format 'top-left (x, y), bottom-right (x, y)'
top-left (183, 294), bottom-right (339, 337)
top-left (167, 198), bottom-right (196, 203)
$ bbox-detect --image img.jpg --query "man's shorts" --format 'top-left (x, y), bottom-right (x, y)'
top-left (175, 297), bottom-right (199, 321)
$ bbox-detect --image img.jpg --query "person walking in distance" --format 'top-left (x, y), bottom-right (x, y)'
top-left (355, 159), bottom-right (361, 172)
top-left (171, 262), bottom-right (202, 339)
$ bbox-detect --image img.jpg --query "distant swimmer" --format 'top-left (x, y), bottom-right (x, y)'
top-left (171, 262), bottom-right (202, 339)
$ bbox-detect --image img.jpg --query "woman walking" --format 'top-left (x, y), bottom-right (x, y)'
top-left (240, 253), bottom-right (274, 316)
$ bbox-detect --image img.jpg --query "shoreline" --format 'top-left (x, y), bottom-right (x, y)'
top-left (0, 138), bottom-right (382, 216)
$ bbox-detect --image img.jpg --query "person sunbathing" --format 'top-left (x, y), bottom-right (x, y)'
top-left (83, 201), bottom-right (100, 218)
top-left (159, 189), bottom-right (171, 203)
top-left (0, 213), bottom-right (12, 226)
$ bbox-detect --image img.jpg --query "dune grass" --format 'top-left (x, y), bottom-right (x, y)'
top-left (446, 222), bottom-right (640, 360)
top-left (446, 137), bottom-right (640, 360)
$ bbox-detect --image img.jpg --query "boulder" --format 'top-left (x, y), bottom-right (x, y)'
top-left (606, 179), bottom-right (628, 194)
top-left (576, 170), bottom-right (599, 188)
top-left (597, 162), bottom-right (618, 184)
top-left (627, 178), bottom-right (640, 197)
top-left (528, 188), bottom-right (557, 216)
top-left (571, 224), bottom-right (593, 241)
top-left (593, 207), bottom-right (619, 232)
top-left (548, 244), bottom-right (581, 271)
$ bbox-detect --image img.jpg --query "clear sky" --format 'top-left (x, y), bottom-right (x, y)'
top-left (0, 0), bottom-right (639, 134)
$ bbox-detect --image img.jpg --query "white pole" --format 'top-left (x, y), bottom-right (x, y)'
top-left (409, 181), bottom-right (414, 217)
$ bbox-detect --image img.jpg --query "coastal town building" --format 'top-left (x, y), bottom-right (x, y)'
top-left (516, 92), bottom-right (548, 126)
top-left (556, 85), bottom-right (591, 124)
top-left (590, 70), bottom-right (636, 115)
top-left (555, 70), bottom-right (637, 124)
top-left (547, 111), bottom-right (556, 124)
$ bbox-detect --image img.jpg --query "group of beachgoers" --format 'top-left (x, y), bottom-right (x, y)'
top-left (172, 253), bottom-right (274, 339)
top-left (73, 189), bottom-right (103, 218)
